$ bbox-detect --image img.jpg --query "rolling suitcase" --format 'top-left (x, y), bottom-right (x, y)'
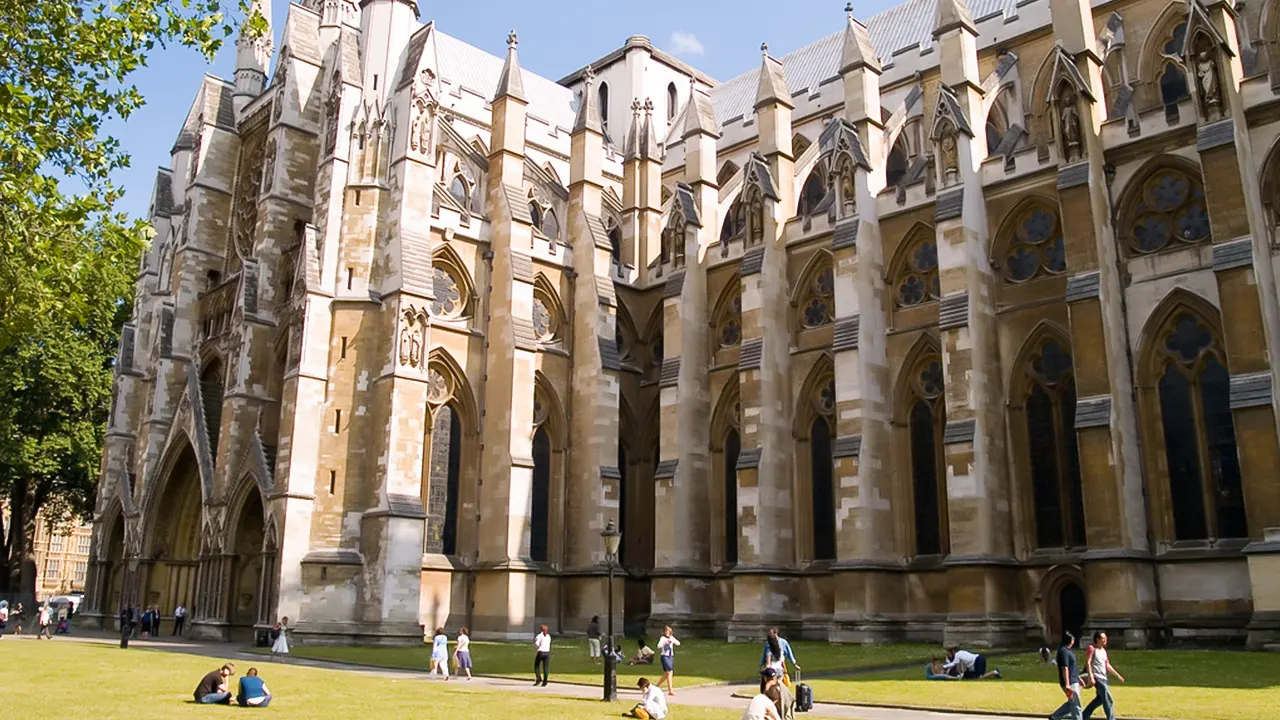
top-left (794, 670), bottom-right (813, 713)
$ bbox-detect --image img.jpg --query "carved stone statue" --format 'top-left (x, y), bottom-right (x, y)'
top-left (1060, 95), bottom-right (1082, 163)
top-left (1197, 50), bottom-right (1222, 121)
top-left (940, 131), bottom-right (959, 184)
top-left (410, 98), bottom-right (434, 154)
top-left (324, 73), bottom-right (342, 156)
top-left (262, 138), bottom-right (277, 192)
top-left (399, 309), bottom-right (425, 368)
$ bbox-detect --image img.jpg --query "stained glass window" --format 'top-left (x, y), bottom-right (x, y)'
top-left (800, 264), bottom-right (834, 328)
top-left (532, 295), bottom-right (556, 341)
top-left (1022, 338), bottom-right (1085, 549)
top-left (531, 427), bottom-right (551, 562)
top-left (1127, 168), bottom-right (1208, 254)
top-left (895, 236), bottom-right (940, 308)
top-left (425, 405), bottom-right (461, 556)
top-left (449, 175), bottom-right (468, 207)
top-left (1003, 205), bottom-right (1066, 282)
top-left (716, 292), bottom-right (742, 349)
top-left (799, 170), bottom-right (826, 217)
top-left (811, 417), bottom-right (836, 561)
top-left (431, 265), bottom-right (463, 318)
top-left (908, 353), bottom-right (947, 556)
top-left (1155, 311), bottom-right (1246, 541)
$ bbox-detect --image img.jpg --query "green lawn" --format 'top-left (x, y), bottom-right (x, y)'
top-left (258, 637), bottom-right (938, 688)
top-left (806, 650), bottom-right (1280, 720)
top-left (0, 640), bottom-right (743, 720)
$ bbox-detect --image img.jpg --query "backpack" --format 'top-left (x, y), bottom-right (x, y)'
top-left (270, 626), bottom-right (282, 641)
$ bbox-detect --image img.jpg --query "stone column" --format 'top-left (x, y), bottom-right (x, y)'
top-left (730, 48), bottom-right (799, 638)
top-left (1183, 2), bottom-right (1280, 647)
top-left (562, 69), bottom-right (623, 632)
top-left (473, 33), bottom-right (542, 639)
top-left (651, 86), bottom-right (715, 635)
top-left (931, 0), bottom-right (1019, 646)
top-left (1047, 0), bottom-right (1159, 646)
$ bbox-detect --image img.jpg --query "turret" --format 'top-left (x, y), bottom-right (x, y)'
top-left (233, 0), bottom-right (273, 112)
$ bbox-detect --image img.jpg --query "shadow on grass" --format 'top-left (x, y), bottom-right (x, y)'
top-left (842, 650), bottom-right (1280, 690)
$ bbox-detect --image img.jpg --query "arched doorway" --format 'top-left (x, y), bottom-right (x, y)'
top-left (228, 483), bottom-right (265, 639)
top-left (1059, 582), bottom-right (1088, 642)
top-left (144, 446), bottom-right (202, 616)
top-left (104, 513), bottom-right (126, 614)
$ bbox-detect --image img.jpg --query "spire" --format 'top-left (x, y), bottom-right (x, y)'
top-left (572, 64), bottom-right (603, 134)
top-left (494, 29), bottom-right (527, 103)
top-left (841, 4), bottom-right (882, 74)
top-left (640, 98), bottom-right (663, 161)
top-left (624, 98), bottom-right (642, 160)
top-left (233, 0), bottom-right (273, 110)
top-left (755, 42), bottom-right (792, 110)
top-left (933, 0), bottom-right (978, 38)
top-left (677, 78), bottom-right (718, 140)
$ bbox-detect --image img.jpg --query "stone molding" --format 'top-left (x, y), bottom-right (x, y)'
top-left (1064, 271), bottom-right (1100, 302)
top-left (739, 338), bottom-right (763, 370)
top-left (1196, 118), bottom-right (1235, 152)
top-left (300, 549), bottom-right (362, 565)
top-left (938, 292), bottom-right (968, 330)
top-left (741, 246), bottom-right (765, 276)
top-left (833, 315), bottom-right (860, 351)
top-left (1213, 237), bottom-right (1253, 271)
top-left (663, 272), bottom-right (685, 299)
top-left (654, 459), bottom-right (678, 479)
top-left (1056, 162), bottom-right (1090, 190)
top-left (832, 434), bottom-right (862, 458)
top-left (659, 357), bottom-right (680, 387)
top-left (1229, 371), bottom-right (1272, 409)
top-left (512, 317), bottom-right (537, 350)
top-left (735, 447), bottom-right (762, 469)
top-left (832, 220), bottom-right (858, 251)
top-left (510, 251), bottom-right (535, 283)
top-left (1074, 395), bottom-right (1112, 429)
top-left (942, 418), bottom-right (975, 444)
top-left (599, 336), bottom-right (621, 371)
top-left (935, 187), bottom-right (963, 222)
top-left (595, 276), bottom-right (617, 307)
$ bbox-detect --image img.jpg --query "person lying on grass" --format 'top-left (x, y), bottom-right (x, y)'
top-left (627, 639), bottom-right (656, 665)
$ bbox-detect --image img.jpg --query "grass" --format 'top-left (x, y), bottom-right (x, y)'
top-left (806, 649), bottom-right (1280, 720)
top-left (256, 637), bottom-right (938, 688)
top-left (0, 640), bottom-right (745, 720)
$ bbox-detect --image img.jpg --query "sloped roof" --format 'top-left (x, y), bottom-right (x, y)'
top-left (434, 30), bottom-right (577, 131)
top-left (709, 0), bottom-right (1023, 125)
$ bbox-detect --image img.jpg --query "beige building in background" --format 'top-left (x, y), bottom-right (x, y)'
top-left (84, 0), bottom-right (1280, 647)
top-left (33, 511), bottom-right (92, 599)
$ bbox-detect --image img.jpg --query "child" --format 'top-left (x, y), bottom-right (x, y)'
top-left (430, 627), bottom-right (450, 680)
top-left (454, 627), bottom-right (473, 680)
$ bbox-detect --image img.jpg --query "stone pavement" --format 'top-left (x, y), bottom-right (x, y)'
top-left (31, 632), bottom-right (1015, 720)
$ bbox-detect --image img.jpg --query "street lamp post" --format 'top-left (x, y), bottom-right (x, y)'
top-left (601, 519), bottom-right (622, 702)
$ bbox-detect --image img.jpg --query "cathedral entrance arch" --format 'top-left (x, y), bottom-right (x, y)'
top-left (227, 480), bottom-right (265, 638)
top-left (143, 444), bottom-right (202, 616)
top-left (103, 509), bottom-right (126, 614)
top-left (1042, 566), bottom-right (1088, 642)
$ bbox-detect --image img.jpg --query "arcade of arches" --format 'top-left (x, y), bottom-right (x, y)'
top-left (86, 0), bottom-right (1280, 649)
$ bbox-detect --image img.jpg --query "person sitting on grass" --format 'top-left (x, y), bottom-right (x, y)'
top-left (236, 667), bottom-right (272, 708)
top-left (926, 656), bottom-right (961, 680)
top-left (943, 647), bottom-right (1001, 680)
top-left (624, 677), bottom-right (668, 719)
top-left (741, 668), bottom-right (783, 720)
top-left (627, 639), bottom-right (655, 665)
top-left (194, 663), bottom-right (236, 704)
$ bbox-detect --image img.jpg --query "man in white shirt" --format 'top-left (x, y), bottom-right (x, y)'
top-left (625, 677), bottom-right (668, 719)
top-left (173, 604), bottom-right (186, 636)
top-left (742, 668), bottom-right (783, 720)
top-left (533, 624), bottom-right (552, 686)
top-left (943, 647), bottom-right (1001, 680)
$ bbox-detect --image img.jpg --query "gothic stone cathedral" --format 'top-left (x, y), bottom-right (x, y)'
top-left (83, 0), bottom-right (1280, 648)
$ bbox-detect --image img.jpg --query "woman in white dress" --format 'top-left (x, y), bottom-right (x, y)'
top-left (270, 616), bottom-right (290, 657)
top-left (429, 627), bottom-right (450, 680)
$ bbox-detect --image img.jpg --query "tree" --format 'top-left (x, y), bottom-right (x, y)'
top-left (0, 0), bottom-right (258, 596)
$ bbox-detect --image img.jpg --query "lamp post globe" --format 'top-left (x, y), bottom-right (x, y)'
top-left (601, 519), bottom-right (622, 702)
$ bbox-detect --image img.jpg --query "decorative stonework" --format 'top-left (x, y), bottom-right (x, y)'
top-left (398, 306), bottom-right (428, 369)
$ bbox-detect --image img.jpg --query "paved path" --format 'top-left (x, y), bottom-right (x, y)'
top-left (26, 632), bottom-right (1015, 720)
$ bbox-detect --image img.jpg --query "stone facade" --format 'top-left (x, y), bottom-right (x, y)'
top-left (84, 0), bottom-right (1280, 647)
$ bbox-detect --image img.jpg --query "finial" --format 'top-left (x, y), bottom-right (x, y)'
top-left (584, 64), bottom-right (595, 84)
top-left (507, 29), bottom-right (518, 49)
top-left (761, 42), bottom-right (769, 58)
top-left (846, 2), bottom-right (854, 18)
top-left (643, 98), bottom-right (654, 117)
top-left (631, 98), bottom-right (642, 116)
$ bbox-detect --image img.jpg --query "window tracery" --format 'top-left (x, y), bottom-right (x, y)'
top-left (1159, 22), bottom-right (1190, 107)
top-left (798, 167), bottom-right (826, 219)
top-left (799, 261), bottom-right (835, 329)
top-left (1019, 336), bottom-right (1085, 549)
top-left (449, 175), bottom-right (469, 207)
top-left (430, 265), bottom-right (465, 319)
top-left (1001, 204), bottom-right (1067, 282)
top-left (893, 233), bottom-right (940, 308)
top-left (906, 350), bottom-right (947, 556)
top-left (715, 287), bottom-right (742, 349)
top-left (532, 290), bottom-right (559, 342)
top-left (1125, 166), bottom-right (1210, 255)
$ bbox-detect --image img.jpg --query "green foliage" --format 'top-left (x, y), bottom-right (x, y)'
top-left (0, 0), bottom-right (252, 588)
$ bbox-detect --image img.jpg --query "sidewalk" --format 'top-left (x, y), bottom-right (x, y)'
top-left (35, 631), bottom-right (1012, 720)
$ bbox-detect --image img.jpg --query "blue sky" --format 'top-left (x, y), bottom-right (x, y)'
top-left (109, 0), bottom-right (896, 219)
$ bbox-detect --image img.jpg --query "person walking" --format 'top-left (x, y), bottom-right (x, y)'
top-left (11, 602), bottom-right (24, 634)
top-left (587, 615), bottom-right (602, 664)
top-left (533, 624), bottom-right (552, 686)
top-left (454, 627), bottom-right (474, 680)
top-left (656, 625), bottom-right (681, 696)
top-left (1049, 632), bottom-right (1084, 720)
top-left (37, 603), bottom-right (53, 639)
top-left (759, 628), bottom-right (800, 688)
top-left (270, 617), bottom-right (290, 658)
top-left (152, 606), bottom-right (163, 637)
top-left (173, 604), bottom-right (186, 636)
top-left (428, 627), bottom-right (450, 680)
top-left (1083, 631), bottom-right (1124, 720)
top-left (0, 600), bottom-right (8, 637)
top-left (118, 606), bottom-right (132, 649)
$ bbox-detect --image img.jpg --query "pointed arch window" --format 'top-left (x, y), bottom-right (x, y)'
top-left (1124, 166), bottom-right (1209, 255)
top-left (430, 264), bottom-right (466, 319)
top-left (798, 167), bottom-right (826, 218)
top-left (1001, 203), bottom-right (1067, 282)
top-left (799, 259), bottom-right (834, 329)
top-left (528, 201), bottom-right (543, 229)
top-left (541, 209), bottom-right (561, 242)
top-left (1153, 312), bottom-right (1247, 541)
top-left (715, 285), bottom-right (743, 349)
top-left (886, 141), bottom-right (909, 188)
top-left (721, 197), bottom-right (746, 245)
top-left (792, 134), bottom-right (812, 158)
top-left (667, 82), bottom-right (679, 122)
top-left (723, 428), bottom-right (741, 565)
top-left (1157, 21), bottom-right (1191, 108)
top-left (894, 233), bottom-right (940, 308)
top-left (907, 354), bottom-right (948, 556)
top-left (425, 399), bottom-right (463, 556)
top-left (598, 81), bottom-right (610, 132)
top-left (606, 216), bottom-right (622, 262)
top-left (810, 376), bottom-right (837, 561)
top-left (449, 175), bottom-right (469, 208)
top-left (1020, 338), bottom-right (1086, 549)
top-left (531, 391), bottom-right (555, 563)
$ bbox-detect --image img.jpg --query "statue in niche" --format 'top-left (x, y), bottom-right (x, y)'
top-left (940, 131), bottom-right (959, 185)
top-left (399, 309), bottom-right (424, 368)
top-left (262, 138), bottom-right (277, 193)
top-left (1059, 89), bottom-right (1083, 163)
top-left (1197, 49), bottom-right (1222, 121)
